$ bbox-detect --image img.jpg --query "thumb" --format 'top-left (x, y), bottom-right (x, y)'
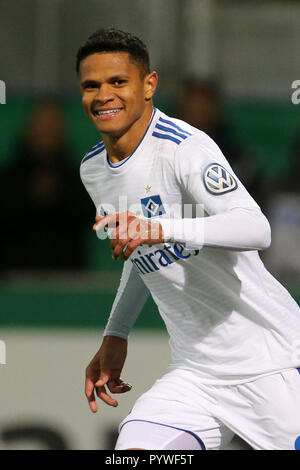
top-left (95, 370), bottom-right (110, 387)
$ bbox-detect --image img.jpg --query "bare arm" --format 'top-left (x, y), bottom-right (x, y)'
top-left (85, 257), bottom-right (150, 412)
top-left (85, 335), bottom-right (130, 412)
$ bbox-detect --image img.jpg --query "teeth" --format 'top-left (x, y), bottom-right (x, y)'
top-left (94, 109), bottom-right (121, 115)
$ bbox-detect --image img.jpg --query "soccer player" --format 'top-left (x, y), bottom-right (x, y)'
top-left (77, 28), bottom-right (300, 450)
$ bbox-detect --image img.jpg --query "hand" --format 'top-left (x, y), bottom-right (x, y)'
top-left (93, 211), bottom-right (164, 260)
top-left (85, 335), bottom-right (131, 413)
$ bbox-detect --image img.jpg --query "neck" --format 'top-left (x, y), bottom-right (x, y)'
top-left (102, 105), bottom-right (154, 164)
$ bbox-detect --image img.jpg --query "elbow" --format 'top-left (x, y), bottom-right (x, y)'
top-left (239, 208), bottom-right (271, 251)
top-left (257, 214), bottom-right (271, 251)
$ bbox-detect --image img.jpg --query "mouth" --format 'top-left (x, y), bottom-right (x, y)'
top-left (92, 107), bottom-right (123, 121)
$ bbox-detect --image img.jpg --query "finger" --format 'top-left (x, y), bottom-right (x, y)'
top-left (85, 378), bottom-right (98, 413)
top-left (123, 238), bottom-right (143, 260)
top-left (93, 215), bottom-right (110, 231)
top-left (111, 224), bottom-right (126, 240)
top-left (93, 215), bottom-right (105, 231)
top-left (96, 386), bottom-right (118, 407)
top-left (110, 228), bottom-right (131, 250)
top-left (111, 237), bottom-right (132, 260)
top-left (93, 213), bottom-right (119, 231)
top-left (85, 375), bottom-right (95, 396)
top-left (95, 371), bottom-right (110, 388)
top-left (127, 217), bottom-right (143, 240)
top-left (110, 215), bottom-right (133, 240)
top-left (108, 379), bottom-right (133, 394)
top-left (87, 390), bottom-right (98, 413)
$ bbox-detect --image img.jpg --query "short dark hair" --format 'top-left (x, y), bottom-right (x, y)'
top-left (76, 28), bottom-right (150, 76)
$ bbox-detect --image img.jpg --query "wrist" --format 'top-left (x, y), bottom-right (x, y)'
top-left (103, 334), bottom-right (128, 344)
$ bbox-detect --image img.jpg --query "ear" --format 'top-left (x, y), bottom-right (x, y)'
top-left (144, 72), bottom-right (158, 101)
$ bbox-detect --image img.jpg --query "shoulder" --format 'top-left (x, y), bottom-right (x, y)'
top-left (173, 128), bottom-right (229, 167)
top-left (168, 127), bottom-right (236, 186)
top-left (81, 140), bottom-right (106, 165)
top-left (152, 111), bottom-right (216, 155)
top-left (80, 140), bottom-right (106, 184)
top-left (151, 110), bottom-right (225, 173)
top-left (151, 112), bottom-right (196, 148)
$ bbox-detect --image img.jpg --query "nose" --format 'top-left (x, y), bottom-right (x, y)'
top-left (94, 84), bottom-right (114, 104)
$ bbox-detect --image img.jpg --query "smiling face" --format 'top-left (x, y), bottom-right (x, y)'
top-left (79, 52), bottom-right (157, 139)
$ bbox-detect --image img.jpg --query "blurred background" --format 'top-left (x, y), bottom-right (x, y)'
top-left (0, 0), bottom-right (299, 450)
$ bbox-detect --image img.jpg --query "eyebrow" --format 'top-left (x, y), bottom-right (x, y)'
top-left (109, 75), bottom-right (130, 81)
top-left (81, 75), bottom-right (130, 88)
top-left (81, 80), bottom-right (99, 88)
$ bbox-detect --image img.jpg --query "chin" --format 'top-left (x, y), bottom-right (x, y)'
top-left (95, 118), bottom-right (130, 136)
top-left (97, 124), bottom-right (125, 138)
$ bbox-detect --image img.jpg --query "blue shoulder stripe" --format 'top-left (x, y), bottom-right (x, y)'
top-left (91, 141), bottom-right (104, 151)
top-left (82, 144), bottom-right (105, 163)
top-left (154, 123), bottom-right (188, 140)
top-left (159, 117), bottom-right (192, 136)
top-left (152, 131), bottom-right (181, 145)
top-left (85, 142), bottom-right (105, 155)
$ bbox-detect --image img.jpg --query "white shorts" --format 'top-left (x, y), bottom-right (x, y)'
top-left (115, 367), bottom-right (300, 450)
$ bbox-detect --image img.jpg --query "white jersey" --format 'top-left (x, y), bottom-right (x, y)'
top-left (80, 107), bottom-right (300, 385)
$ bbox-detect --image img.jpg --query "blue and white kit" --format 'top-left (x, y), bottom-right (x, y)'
top-left (80, 108), bottom-right (300, 450)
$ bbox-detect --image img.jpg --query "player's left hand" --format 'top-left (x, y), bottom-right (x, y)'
top-left (93, 211), bottom-right (164, 260)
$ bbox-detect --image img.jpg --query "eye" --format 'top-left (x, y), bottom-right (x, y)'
top-left (113, 79), bottom-right (127, 86)
top-left (82, 81), bottom-right (98, 91)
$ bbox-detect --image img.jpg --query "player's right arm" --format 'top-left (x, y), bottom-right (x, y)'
top-left (80, 159), bottom-right (150, 411)
top-left (85, 260), bottom-right (149, 412)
